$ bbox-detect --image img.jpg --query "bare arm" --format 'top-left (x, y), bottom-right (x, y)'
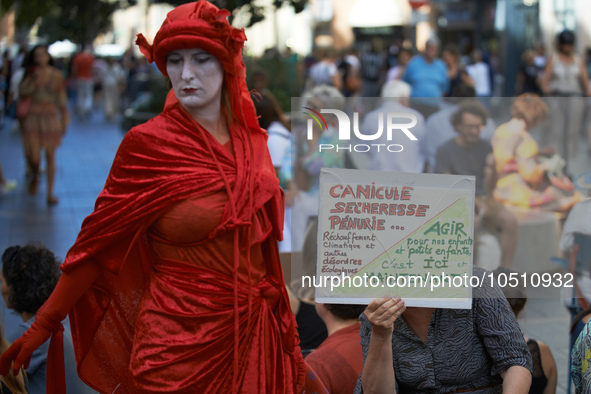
top-left (61, 106), bottom-right (70, 134)
top-left (539, 342), bottom-right (557, 394)
top-left (284, 285), bottom-right (300, 315)
top-left (57, 72), bottom-right (70, 134)
top-left (19, 75), bottom-right (36, 97)
top-left (484, 153), bottom-right (497, 196)
top-left (461, 69), bottom-right (475, 88)
top-left (579, 57), bottom-right (591, 97)
top-left (500, 365), bottom-right (532, 394)
top-left (514, 71), bottom-right (525, 94)
top-left (361, 297), bottom-right (405, 394)
top-left (331, 72), bottom-right (342, 91)
top-left (363, 330), bottom-right (395, 394)
top-left (540, 56), bottom-right (553, 95)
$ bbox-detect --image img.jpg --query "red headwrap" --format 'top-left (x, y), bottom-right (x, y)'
top-left (135, 1), bottom-right (246, 77)
top-left (135, 1), bottom-right (260, 142)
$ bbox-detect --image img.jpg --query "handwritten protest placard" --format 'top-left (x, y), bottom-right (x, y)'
top-left (314, 168), bottom-right (475, 309)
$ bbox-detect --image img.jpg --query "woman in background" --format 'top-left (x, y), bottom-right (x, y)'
top-left (441, 45), bottom-right (475, 97)
top-left (19, 45), bottom-right (69, 205)
top-left (515, 50), bottom-right (543, 96)
top-left (541, 30), bottom-right (591, 160)
top-left (503, 286), bottom-right (557, 394)
top-left (355, 272), bottom-right (532, 393)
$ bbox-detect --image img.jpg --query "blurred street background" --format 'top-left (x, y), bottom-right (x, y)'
top-left (0, 0), bottom-right (587, 121)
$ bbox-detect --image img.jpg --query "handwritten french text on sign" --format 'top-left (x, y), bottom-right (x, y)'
top-left (315, 168), bottom-right (475, 309)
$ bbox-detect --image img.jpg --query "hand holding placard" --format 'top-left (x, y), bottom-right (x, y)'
top-left (315, 168), bottom-right (476, 309)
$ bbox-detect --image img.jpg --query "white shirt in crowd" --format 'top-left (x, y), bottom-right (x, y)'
top-left (266, 121), bottom-right (291, 167)
top-left (309, 61), bottom-right (338, 87)
top-left (560, 199), bottom-right (591, 252)
top-left (465, 62), bottom-right (491, 97)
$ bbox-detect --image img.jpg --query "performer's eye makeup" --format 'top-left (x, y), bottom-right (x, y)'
top-left (167, 56), bottom-right (182, 65)
top-left (192, 53), bottom-right (210, 63)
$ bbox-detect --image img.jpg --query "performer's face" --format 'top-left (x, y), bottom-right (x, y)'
top-left (0, 270), bottom-right (12, 309)
top-left (167, 48), bottom-right (224, 116)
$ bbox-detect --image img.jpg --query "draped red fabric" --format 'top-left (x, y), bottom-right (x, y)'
top-left (48, 2), bottom-right (311, 392)
top-left (58, 100), bottom-right (308, 392)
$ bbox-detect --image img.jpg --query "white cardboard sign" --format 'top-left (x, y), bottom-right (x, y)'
top-left (315, 168), bottom-right (476, 309)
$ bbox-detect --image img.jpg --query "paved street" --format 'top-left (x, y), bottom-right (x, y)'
top-left (0, 107), bottom-right (583, 393)
top-left (0, 111), bottom-right (123, 258)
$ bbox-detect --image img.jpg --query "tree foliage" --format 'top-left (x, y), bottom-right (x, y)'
top-left (2, 0), bottom-right (136, 45)
top-left (153, 0), bottom-right (308, 27)
top-left (1, 0), bottom-right (307, 46)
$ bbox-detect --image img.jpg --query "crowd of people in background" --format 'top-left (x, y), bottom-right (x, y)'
top-left (251, 29), bottom-right (591, 393)
top-left (0, 21), bottom-right (591, 393)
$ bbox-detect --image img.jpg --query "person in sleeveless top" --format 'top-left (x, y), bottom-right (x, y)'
top-left (541, 30), bottom-right (591, 162)
top-left (503, 286), bottom-right (557, 394)
top-left (19, 45), bottom-right (69, 205)
top-left (441, 45), bottom-right (475, 98)
top-left (0, 2), bottom-right (327, 393)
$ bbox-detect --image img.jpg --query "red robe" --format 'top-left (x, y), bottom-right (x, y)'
top-left (60, 96), bottom-right (307, 393)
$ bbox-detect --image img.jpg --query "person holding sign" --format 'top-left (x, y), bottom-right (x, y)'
top-left (434, 101), bottom-right (518, 269)
top-left (0, 2), bottom-right (325, 393)
top-left (502, 287), bottom-right (557, 394)
top-left (354, 271), bottom-right (533, 394)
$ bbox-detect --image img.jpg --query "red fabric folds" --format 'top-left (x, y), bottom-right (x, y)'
top-left (128, 257), bottom-right (296, 392)
top-left (42, 2), bottom-right (310, 393)
top-left (45, 324), bottom-right (65, 392)
top-left (57, 101), bottom-right (302, 393)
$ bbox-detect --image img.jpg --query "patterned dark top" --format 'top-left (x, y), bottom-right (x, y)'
top-left (354, 268), bottom-right (532, 394)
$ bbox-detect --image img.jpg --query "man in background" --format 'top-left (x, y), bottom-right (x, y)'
top-left (435, 102), bottom-right (518, 269)
top-left (71, 46), bottom-right (95, 121)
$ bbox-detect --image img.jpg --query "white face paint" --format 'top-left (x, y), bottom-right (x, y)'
top-left (166, 48), bottom-right (224, 116)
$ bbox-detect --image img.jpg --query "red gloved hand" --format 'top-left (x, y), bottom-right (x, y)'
top-left (0, 319), bottom-right (53, 375)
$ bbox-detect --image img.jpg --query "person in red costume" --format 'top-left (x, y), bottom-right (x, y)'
top-left (0, 2), bottom-right (327, 393)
